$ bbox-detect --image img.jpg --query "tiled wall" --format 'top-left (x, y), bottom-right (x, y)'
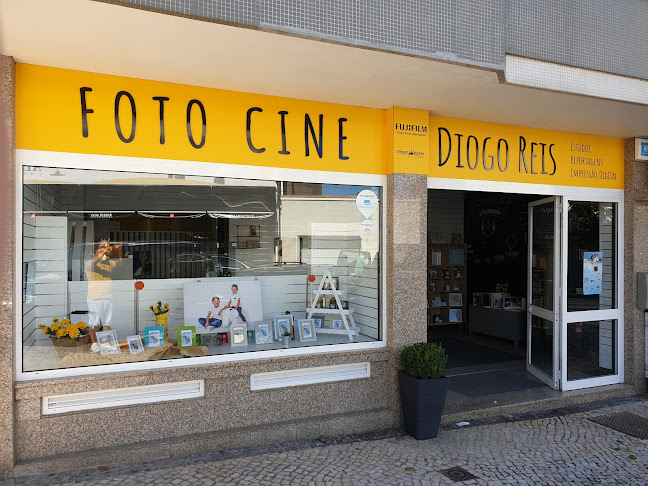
top-left (109, 0), bottom-right (648, 79)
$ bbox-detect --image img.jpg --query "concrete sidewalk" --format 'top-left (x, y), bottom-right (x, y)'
top-left (5, 396), bottom-right (648, 485)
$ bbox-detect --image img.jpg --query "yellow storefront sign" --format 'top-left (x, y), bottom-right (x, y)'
top-left (16, 64), bottom-right (624, 189)
top-left (16, 64), bottom-right (386, 175)
top-left (429, 116), bottom-right (624, 189)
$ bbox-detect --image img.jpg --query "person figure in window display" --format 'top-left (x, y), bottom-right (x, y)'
top-left (85, 239), bottom-right (121, 328)
top-left (222, 284), bottom-right (247, 324)
top-left (198, 296), bottom-right (224, 331)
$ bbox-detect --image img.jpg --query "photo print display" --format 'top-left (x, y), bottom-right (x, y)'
top-left (231, 324), bottom-right (248, 346)
top-left (126, 335), bottom-right (144, 354)
top-left (298, 319), bottom-right (317, 342)
top-left (273, 315), bottom-right (294, 340)
top-left (255, 322), bottom-right (275, 344)
top-left (96, 330), bottom-right (120, 356)
top-left (184, 279), bottom-right (263, 335)
top-left (177, 326), bottom-right (197, 347)
top-left (144, 326), bottom-right (164, 347)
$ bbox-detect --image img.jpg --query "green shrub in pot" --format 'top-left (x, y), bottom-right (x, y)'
top-left (398, 342), bottom-right (449, 440)
top-left (399, 342), bottom-right (447, 379)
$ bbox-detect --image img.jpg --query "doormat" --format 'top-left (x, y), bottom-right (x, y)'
top-left (438, 467), bottom-right (478, 482)
top-left (447, 370), bottom-right (546, 397)
top-left (589, 411), bottom-right (648, 439)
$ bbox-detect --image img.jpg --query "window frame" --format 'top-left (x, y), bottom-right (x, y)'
top-left (15, 150), bottom-right (388, 381)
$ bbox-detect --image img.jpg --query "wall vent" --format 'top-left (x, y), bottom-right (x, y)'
top-left (42, 380), bottom-right (204, 415)
top-left (250, 362), bottom-right (370, 391)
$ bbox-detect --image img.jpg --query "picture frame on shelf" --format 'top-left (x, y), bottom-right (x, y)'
top-left (313, 318), bottom-right (322, 329)
top-left (273, 315), bottom-right (294, 340)
top-left (429, 269), bottom-right (438, 279)
top-left (96, 330), bottom-right (120, 356)
top-left (332, 319), bottom-right (343, 329)
top-left (331, 277), bottom-right (340, 290)
top-left (144, 326), bottom-right (164, 347)
top-left (126, 335), bottom-right (144, 354)
top-left (449, 309), bottom-right (462, 323)
top-left (297, 319), bottom-right (317, 342)
top-left (177, 326), bottom-right (197, 347)
top-left (255, 322), bottom-right (274, 344)
top-left (230, 323), bottom-right (247, 346)
top-left (322, 277), bottom-right (331, 290)
top-left (247, 330), bottom-right (255, 344)
top-left (449, 293), bottom-right (462, 307)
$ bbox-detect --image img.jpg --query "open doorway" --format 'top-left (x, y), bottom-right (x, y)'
top-left (427, 189), bottom-right (558, 411)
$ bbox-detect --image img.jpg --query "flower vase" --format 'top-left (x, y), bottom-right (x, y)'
top-left (155, 313), bottom-right (169, 341)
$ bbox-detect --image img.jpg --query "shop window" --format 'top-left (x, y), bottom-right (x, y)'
top-left (21, 167), bottom-right (382, 373)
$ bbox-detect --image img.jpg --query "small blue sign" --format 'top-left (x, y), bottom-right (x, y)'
top-left (641, 141), bottom-right (648, 157)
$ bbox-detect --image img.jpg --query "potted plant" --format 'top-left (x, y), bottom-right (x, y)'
top-left (282, 330), bottom-right (291, 346)
top-left (398, 342), bottom-right (448, 440)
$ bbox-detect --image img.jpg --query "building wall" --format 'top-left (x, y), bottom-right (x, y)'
top-left (0, 55), bottom-right (16, 479)
top-left (106, 0), bottom-right (648, 79)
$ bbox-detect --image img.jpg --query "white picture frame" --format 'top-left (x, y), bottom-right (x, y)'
top-left (126, 335), bottom-right (144, 354)
top-left (255, 322), bottom-right (274, 344)
top-left (96, 330), bottom-right (121, 356)
top-left (231, 323), bottom-right (248, 346)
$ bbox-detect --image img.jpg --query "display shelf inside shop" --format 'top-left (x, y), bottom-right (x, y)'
top-left (427, 243), bottom-right (467, 326)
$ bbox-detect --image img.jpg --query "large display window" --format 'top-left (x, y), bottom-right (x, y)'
top-left (21, 166), bottom-right (382, 374)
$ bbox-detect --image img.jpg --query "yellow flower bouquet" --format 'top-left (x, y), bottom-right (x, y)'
top-left (39, 317), bottom-right (94, 355)
top-left (149, 301), bottom-right (170, 316)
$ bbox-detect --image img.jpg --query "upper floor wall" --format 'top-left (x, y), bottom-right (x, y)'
top-left (110, 0), bottom-right (648, 80)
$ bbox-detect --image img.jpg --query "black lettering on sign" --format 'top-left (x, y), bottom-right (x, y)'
top-left (548, 144), bottom-right (557, 175)
top-left (497, 139), bottom-right (509, 172)
top-left (278, 110), bottom-right (289, 155)
top-left (438, 127), bottom-right (452, 166)
top-left (114, 91), bottom-right (136, 143)
top-left (482, 137), bottom-right (494, 171)
top-left (152, 96), bottom-right (169, 144)
top-left (186, 99), bottom-right (207, 149)
top-left (305, 114), bottom-right (323, 158)
top-left (338, 118), bottom-right (349, 160)
top-left (246, 107), bottom-right (265, 153)
top-left (80, 87), bottom-right (93, 138)
top-left (519, 136), bottom-right (529, 173)
top-left (466, 135), bottom-right (479, 170)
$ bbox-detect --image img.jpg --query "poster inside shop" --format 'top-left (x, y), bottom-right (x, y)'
top-left (583, 251), bottom-right (602, 295)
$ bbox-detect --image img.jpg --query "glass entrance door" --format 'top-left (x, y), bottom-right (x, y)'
top-left (560, 198), bottom-right (622, 391)
top-left (527, 197), bottom-right (561, 388)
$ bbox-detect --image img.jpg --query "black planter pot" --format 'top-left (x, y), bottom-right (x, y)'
top-left (398, 371), bottom-right (448, 440)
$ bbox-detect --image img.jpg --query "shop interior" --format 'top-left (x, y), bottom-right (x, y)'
top-left (427, 189), bottom-right (618, 412)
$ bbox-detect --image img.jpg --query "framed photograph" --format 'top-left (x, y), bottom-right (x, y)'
top-left (429, 269), bottom-right (438, 279)
top-left (449, 293), bottom-right (462, 307)
top-left (144, 326), bottom-right (164, 347)
top-left (332, 277), bottom-right (340, 290)
top-left (273, 315), bottom-right (294, 340)
top-left (247, 330), bottom-right (255, 344)
top-left (491, 293), bottom-right (503, 309)
top-left (341, 300), bottom-right (349, 310)
top-left (126, 335), bottom-right (144, 354)
top-left (297, 319), bottom-right (317, 342)
top-left (231, 323), bottom-right (247, 346)
top-left (453, 268), bottom-right (462, 278)
top-left (332, 319), bottom-right (343, 329)
top-left (322, 277), bottom-right (331, 290)
top-left (255, 322), bottom-right (274, 344)
top-left (313, 318), bottom-right (322, 329)
top-left (449, 309), bottom-right (462, 323)
top-left (472, 293), bottom-right (483, 307)
top-left (177, 326), bottom-right (196, 347)
top-left (96, 330), bottom-right (121, 356)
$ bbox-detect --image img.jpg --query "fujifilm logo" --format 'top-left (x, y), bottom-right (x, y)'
top-left (395, 123), bottom-right (427, 133)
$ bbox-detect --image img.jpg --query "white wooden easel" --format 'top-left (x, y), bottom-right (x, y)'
top-left (306, 269), bottom-right (358, 341)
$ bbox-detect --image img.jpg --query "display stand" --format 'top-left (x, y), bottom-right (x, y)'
top-left (427, 243), bottom-right (467, 326)
top-left (306, 269), bottom-right (358, 341)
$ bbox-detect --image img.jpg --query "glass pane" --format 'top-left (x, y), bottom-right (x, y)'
top-left (22, 167), bottom-right (381, 372)
top-left (531, 202), bottom-right (555, 311)
top-left (530, 315), bottom-right (554, 377)
top-left (567, 201), bottom-right (616, 311)
top-left (567, 320), bottom-right (616, 381)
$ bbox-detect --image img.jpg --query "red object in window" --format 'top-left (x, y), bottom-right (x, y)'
top-left (220, 332), bottom-right (229, 344)
top-left (135, 281), bottom-right (144, 290)
top-left (308, 275), bottom-right (316, 283)
top-left (169, 213), bottom-right (175, 218)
